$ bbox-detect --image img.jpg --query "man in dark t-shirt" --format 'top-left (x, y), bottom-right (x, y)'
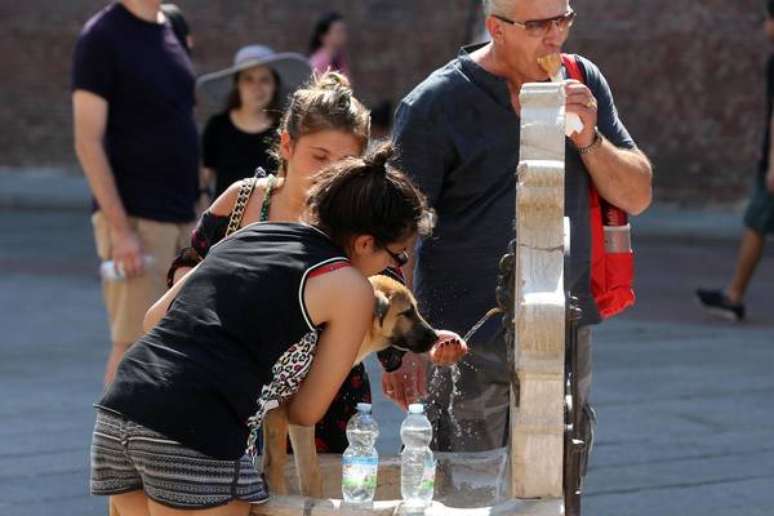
top-left (386, 0), bottom-right (653, 461)
top-left (72, 0), bottom-right (200, 386)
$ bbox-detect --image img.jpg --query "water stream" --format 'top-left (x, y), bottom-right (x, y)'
top-left (427, 307), bottom-right (504, 444)
top-left (462, 307), bottom-right (502, 342)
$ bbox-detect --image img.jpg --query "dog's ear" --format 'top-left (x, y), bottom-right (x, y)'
top-left (374, 290), bottom-right (390, 327)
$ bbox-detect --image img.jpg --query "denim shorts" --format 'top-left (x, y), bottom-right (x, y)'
top-left (90, 409), bottom-right (268, 509)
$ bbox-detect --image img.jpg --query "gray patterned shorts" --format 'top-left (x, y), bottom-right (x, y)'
top-left (90, 409), bottom-right (268, 509)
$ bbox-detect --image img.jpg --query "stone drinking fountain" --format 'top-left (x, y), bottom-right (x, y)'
top-left (251, 81), bottom-right (572, 516)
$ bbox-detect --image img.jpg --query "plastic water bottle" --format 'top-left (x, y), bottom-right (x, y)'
top-left (99, 255), bottom-right (154, 281)
top-left (342, 402), bottom-right (379, 504)
top-left (400, 403), bottom-right (436, 509)
top-left (600, 199), bottom-right (632, 252)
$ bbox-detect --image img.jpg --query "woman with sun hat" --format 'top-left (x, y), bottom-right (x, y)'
top-left (197, 45), bottom-right (312, 198)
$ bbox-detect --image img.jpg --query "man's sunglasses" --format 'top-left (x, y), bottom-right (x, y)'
top-left (492, 10), bottom-right (576, 38)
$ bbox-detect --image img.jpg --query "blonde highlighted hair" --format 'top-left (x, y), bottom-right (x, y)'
top-left (271, 71), bottom-right (370, 175)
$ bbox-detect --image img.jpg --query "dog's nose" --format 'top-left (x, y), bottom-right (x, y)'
top-left (416, 327), bottom-right (438, 353)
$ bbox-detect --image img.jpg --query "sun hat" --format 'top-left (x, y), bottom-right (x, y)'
top-left (197, 45), bottom-right (312, 105)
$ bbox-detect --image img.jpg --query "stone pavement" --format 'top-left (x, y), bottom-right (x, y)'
top-left (584, 318), bottom-right (773, 516)
top-left (0, 171), bottom-right (772, 515)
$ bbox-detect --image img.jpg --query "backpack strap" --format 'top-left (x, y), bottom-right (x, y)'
top-left (561, 52), bottom-right (604, 274)
top-left (561, 53), bottom-right (636, 319)
top-left (561, 53), bottom-right (585, 83)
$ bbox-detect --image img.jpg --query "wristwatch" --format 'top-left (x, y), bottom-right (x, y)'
top-left (577, 127), bottom-right (603, 155)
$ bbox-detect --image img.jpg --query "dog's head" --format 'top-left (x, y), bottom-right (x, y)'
top-left (367, 274), bottom-right (437, 356)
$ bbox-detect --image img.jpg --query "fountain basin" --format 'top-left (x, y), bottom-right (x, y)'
top-left (250, 449), bottom-right (562, 515)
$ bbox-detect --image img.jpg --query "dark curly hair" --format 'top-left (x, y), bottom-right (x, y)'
top-left (305, 142), bottom-right (434, 250)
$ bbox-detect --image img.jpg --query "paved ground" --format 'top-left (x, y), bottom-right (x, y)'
top-left (0, 207), bottom-right (772, 516)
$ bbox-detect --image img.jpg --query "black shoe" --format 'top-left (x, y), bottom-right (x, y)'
top-left (695, 288), bottom-right (745, 322)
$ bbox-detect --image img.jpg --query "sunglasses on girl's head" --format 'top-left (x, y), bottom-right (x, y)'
top-left (385, 247), bottom-right (409, 267)
top-left (492, 10), bottom-right (576, 38)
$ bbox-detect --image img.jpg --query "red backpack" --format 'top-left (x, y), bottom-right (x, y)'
top-left (562, 54), bottom-right (635, 319)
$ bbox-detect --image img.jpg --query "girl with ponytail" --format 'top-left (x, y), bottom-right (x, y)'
top-left (166, 71), bottom-right (377, 455)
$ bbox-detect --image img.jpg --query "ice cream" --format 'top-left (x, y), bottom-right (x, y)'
top-left (537, 53), bottom-right (583, 137)
top-left (537, 53), bottom-right (562, 82)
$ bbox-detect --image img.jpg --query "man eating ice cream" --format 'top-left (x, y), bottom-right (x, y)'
top-left (387, 0), bottom-right (653, 483)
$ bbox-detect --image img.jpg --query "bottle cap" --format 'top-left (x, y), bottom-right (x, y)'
top-left (408, 403), bottom-right (424, 414)
top-left (356, 402), bottom-right (372, 413)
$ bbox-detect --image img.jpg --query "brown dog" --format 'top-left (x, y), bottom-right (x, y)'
top-left (261, 274), bottom-right (438, 497)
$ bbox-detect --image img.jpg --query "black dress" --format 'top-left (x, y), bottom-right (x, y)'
top-left (202, 112), bottom-right (278, 198)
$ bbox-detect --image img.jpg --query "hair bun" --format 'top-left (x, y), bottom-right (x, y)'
top-left (366, 141), bottom-right (394, 172)
top-left (314, 70), bottom-right (352, 92)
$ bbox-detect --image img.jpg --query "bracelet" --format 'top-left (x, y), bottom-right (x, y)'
top-left (577, 127), bottom-right (604, 155)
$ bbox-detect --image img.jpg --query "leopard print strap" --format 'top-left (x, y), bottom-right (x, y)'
top-left (246, 330), bottom-right (319, 464)
top-left (225, 177), bottom-right (258, 237)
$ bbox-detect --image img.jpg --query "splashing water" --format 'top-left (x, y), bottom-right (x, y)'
top-left (448, 363), bottom-right (463, 440)
top-left (431, 307), bottom-right (504, 442)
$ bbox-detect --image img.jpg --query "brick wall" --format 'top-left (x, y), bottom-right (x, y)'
top-left (569, 0), bottom-right (770, 203)
top-left (0, 0), bottom-right (769, 204)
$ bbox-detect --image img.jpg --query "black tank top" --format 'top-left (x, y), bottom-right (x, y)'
top-left (98, 223), bottom-right (349, 459)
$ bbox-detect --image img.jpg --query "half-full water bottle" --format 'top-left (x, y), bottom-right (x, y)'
top-left (342, 402), bottom-right (379, 504)
top-left (400, 403), bottom-right (436, 509)
top-left (600, 199), bottom-right (632, 253)
top-left (99, 255), bottom-right (154, 281)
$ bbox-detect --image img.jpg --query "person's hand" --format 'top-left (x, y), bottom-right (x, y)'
top-left (565, 80), bottom-right (599, 148)
top-left (767, 168), bottom-right (774, 194)
top-left (381, 352), bottom-right (428, 411)
top-left (429, 329), bottom-right (469, 366)
top-left (110, 227), bottom-right (144, 278)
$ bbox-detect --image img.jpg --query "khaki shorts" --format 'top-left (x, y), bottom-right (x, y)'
top-left (92, 211), bottom-right (193, 344)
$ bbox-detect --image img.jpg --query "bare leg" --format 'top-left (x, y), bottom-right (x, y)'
top-left (148, 498), bottom-right (251, 516)
top-left (110, 491), bottom-right (151, 516)
top-left (104, 340), bottom-right (132, 386)
top-left (726, 228), bottom-right (765, 304)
